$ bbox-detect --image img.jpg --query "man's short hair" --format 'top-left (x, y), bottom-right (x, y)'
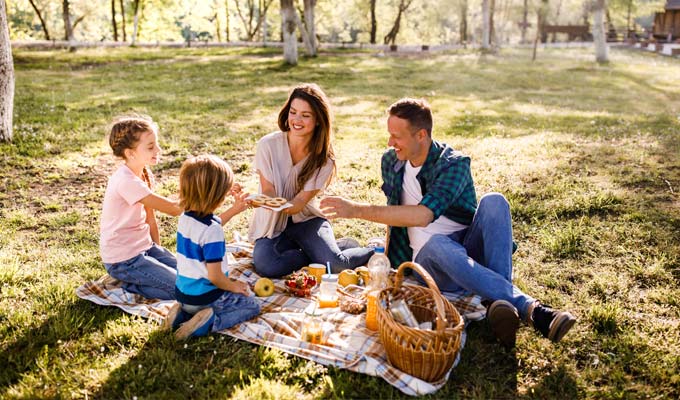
top-left (388, 98), bottom-right (433, 136)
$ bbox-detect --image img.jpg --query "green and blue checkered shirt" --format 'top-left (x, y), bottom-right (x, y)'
top-left (381, 140), bottom-right (478, 267)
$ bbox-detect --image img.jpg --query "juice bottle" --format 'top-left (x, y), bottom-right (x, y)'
top-left (365, 246), bottom-right (390, 331)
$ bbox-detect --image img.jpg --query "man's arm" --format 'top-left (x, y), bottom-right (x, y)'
top-left (320, 196), bottom-right (433, 228)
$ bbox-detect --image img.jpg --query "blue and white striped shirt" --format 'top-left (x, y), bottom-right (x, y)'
top-left (175, 211), bottom-right (227, 305)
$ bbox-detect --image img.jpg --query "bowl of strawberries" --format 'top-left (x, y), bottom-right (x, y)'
top-left (284, 270), bottom-right (317, 298)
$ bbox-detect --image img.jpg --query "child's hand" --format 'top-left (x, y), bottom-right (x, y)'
top-left (230, 190), bottom-right (250, 214)
top-left (230, 183), bottom-right (243, 196)
top-left (227, 278), bottom-right (251, 296)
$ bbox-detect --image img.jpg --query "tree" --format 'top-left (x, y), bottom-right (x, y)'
top-left (235, 0), bottom-right (273, 41)
top-left (1, 0), bottom-right (14, 142)
top-left (28, 0), bottom-right (50, 40)
top-left (119, 0), bottom-right (127, 41)
top-left (280, 0), bottom-right (297, 64)
top-left (383, 0), bottom-right (414, 45)
top-left (532, 0), bottom-right (548, 61)
top-left (593, 0), bottom-right (609, 62)
top-left (225, 0), bottom-right (230, 41)
top-left (520, 0), bottom-right (528, 43)
top-left (111, 0), bottom-right (118, 41)
top-left (131, 0), bottom-right (143, 45)
top-left (369, 0), bottom-right (376, 44)
top-left (62, 0), bottom-right (85, 42)
top-left (459, 0), bottom-right (468, 43)
top-left (300, 0), bottom-right (317, 56)
top-left (481, 0), bottom-right (490, 49)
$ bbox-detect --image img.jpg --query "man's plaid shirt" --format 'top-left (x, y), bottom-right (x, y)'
top-left (381, 140), bottom-right (478, 267)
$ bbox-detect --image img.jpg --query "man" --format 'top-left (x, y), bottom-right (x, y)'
top-left (321, 98), bottom-right (575, 347)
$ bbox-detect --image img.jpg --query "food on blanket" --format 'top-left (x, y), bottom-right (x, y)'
top-left (338, 269), bottom-right (359, 287)
top-left (355, 266), bottom-right (370, 286)
top-left (338, 284), bottom-right (366, 314)
top-left (250, 195), bottom-right (268, 207)
top-left (264, 197), bottom-right (288, 208)
top-left (284, 270), bottom-right (317, 297)
top-left (254, 278), bottom-right (275, 297)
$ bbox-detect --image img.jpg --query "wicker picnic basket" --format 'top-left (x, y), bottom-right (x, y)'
top-left (376, 261), bottom-right (464, 382)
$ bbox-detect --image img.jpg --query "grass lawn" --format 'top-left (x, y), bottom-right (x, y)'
top-left (1, 45), bottom-right (679, 399)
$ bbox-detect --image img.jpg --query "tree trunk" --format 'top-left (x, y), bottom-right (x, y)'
top-left (369, 0), bottom-right (377, 44)
top-left (63, 0), bottom-right (74, 41)
top-left (490, 0), bottom-right (496, 47)
top-left (280, 0), bottom-right (297, 65)
top-left (532, 0), bottom-right (547, 61)
top-left (552, 0), bottom-right (563, 42)
top-left (28, 0), bottom-right (51, 40)
top-left (131, 0), bottom-right (141, 45)
top-left (0, 0), bottom-right (14, 142)
top-left (383, 0), bottom-right (413, 46)
top-left (593, 0), bottom-right (609, 63)
top-left (225, 0), bottom-right (230, 41)
top-left (459, 0), bottom-right (468, 44)
top-left (520, 0), bottom-right (528, 43)
top-left (111, 0), bottom-right (118, 41)
top-left (302, 0), bottom-right (317, 56)
top-left (119, 0), bottom-right (126, 42)
top-left (481, 0), bottom-right (490, 49)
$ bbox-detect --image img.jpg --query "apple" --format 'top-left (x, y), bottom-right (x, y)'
top-left (338, 269), bottom-right (359, 287)
top-left (254, 277), bottom-right (275, 297)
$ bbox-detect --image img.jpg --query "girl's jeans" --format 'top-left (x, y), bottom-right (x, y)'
top-left (104, 244), bottom-right (178, 300)
top-left (414, 193), bottom-right (536, 320)
top-left (253, 217), bottom-right (374, 277)
top-left (181, 292), bottom-right (261, 331)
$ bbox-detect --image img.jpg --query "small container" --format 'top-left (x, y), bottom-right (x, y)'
top-left (318, 274), bottom-right (338, 308)
top-left (301, 305), bottom-right (324, 344)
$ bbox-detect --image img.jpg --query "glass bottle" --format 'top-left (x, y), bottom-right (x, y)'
top-left (318, 273), bottom-right (338, 308)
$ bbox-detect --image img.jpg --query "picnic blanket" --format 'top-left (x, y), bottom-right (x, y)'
top-left (76, 243), bottom-right (486, 396)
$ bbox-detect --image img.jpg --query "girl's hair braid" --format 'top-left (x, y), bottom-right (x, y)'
top-left (108, 114), bottom-right (159, 188)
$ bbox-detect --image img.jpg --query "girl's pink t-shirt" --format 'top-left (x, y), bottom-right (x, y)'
top-left (100, 164), bottom-right (154, 264)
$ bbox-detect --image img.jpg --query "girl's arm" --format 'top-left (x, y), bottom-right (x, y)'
top-left (206, 262), bottom-right (250, 296)
top-left (139, 193), bottom-right (182, 216)
top-left (145, 206), bottom-right (161, 244)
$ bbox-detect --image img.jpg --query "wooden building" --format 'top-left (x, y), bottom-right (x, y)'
top-left (653, 0), bottom-right (680, 41)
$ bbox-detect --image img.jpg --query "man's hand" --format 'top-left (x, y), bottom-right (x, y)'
top-left (320, 196), bottom-right (359, 219)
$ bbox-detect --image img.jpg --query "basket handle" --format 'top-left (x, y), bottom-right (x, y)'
top-left (391, 261), bottom-right (448, 332)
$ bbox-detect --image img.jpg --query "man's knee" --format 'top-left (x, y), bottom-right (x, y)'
top-left (479, 192), bottom-right (509, 211)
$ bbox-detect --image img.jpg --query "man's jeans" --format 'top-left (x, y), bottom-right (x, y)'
top-left (414, 193), bottom-right (535, 319)
top-left (253, 217), bottom-right (374, 277)
top-left (104, 244), bottom-right (178, 300)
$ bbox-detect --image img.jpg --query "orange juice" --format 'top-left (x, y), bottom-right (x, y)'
top-left (318, 295), bottom-right (338, 308)
top-left (365, 291), bottom-right (379, 331)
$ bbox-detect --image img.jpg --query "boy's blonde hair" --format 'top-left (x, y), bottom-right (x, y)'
top-left (179, 155), bottom-right (234, 217)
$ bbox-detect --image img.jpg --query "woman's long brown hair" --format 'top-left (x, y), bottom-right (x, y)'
top-left (277, 83), bottom-right (336, 192)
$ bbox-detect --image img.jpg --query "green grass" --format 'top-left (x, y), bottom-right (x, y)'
top-left (1, 46), bottom-right (680, 398)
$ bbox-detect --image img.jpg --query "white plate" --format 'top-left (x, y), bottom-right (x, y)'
top-left (246, 194), bottom-right (293, 212)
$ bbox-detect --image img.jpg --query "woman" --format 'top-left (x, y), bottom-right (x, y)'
top-left (248, 83), bottom-right (374, 277)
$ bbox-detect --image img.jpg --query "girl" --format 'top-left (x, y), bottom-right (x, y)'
top-left (248, 83), bottom-right (374, 277)
top-left (100, 115), bottom-right (181, 300)
top-left (164, 155), bottom-right (260, 340)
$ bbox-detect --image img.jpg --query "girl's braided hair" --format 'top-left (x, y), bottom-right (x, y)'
top-left (108, 114), bottom-right (159, 188)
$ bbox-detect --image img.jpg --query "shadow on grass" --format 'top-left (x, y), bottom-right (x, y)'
top-left (0, 300), bottom-right (120, 394)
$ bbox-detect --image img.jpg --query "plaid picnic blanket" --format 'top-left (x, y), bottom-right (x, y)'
top-left (76, 243), bottom-right (485, 396)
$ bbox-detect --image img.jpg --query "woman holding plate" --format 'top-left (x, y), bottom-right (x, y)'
top-left (247, 83), bottom-right (374, 278)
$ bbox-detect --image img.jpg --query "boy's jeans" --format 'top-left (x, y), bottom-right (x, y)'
top-left (181, 292), bottom-right (261, 331)
top-left (414, 193), bottom-right (535, 320)
top-left (104, 244), bottom-right (178, 300)
top-left (253, 217), bottom-right (374, 277)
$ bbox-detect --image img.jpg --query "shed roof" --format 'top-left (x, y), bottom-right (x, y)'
top-left (667, 0), bottom-right (680, 10)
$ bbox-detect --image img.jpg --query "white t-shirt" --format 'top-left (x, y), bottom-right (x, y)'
top-left (100, 164), bottom-right (154, 263)
top-left (248, 131), bottom-right (334, 241)
top-left (402, 161), bottom-right (467, 260)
